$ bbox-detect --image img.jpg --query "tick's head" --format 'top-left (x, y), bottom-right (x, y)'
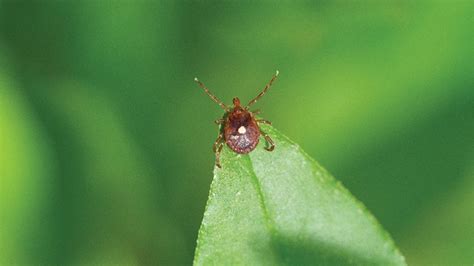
top-left (232, 97), bottom-right (241, 107)
top-left (231, 97), bottom-right (247, 114)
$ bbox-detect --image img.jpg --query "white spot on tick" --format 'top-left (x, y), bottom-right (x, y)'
top-left (238, 126), bottom-right (246, 134)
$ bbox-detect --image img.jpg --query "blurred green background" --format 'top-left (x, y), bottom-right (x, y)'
top-left (0, 1), bottom-right (473, 265)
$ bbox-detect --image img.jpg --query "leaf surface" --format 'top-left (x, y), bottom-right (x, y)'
top-left (194, 125), bottom-right (405, 265)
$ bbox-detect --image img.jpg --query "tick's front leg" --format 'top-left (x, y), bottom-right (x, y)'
top-left (214, 119), bottom-right (225, 125)
top-left (261, 131), bottom-right (275, 151)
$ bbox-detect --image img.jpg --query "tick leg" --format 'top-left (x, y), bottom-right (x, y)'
top-left (246, 70), bottom-right (279, 109)
top-left (213, 133), bottom-right (224, 152)
top-left (194, 77), bottom-right (229, 111)
top-left (262, 132), bottom-right (275, 151)
top-left (257, 119), bottom-right (272, 125)
top-left (214, 118), bottom-right (225, 125)
top-left (215, 142), bottom-right (224, 168)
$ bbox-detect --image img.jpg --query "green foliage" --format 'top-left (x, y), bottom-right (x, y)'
top-left (194, 125), bottom-right (405, 265)
top-left (400, 166), bottom-right (474, 265)
top-left (0, 70), bottom-right (54, 265)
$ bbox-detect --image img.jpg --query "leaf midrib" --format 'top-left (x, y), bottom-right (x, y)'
top-left (244, 154), bottom-right (277, 238)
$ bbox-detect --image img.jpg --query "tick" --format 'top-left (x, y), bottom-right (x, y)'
top-left (194, 71), bottom-right (279, 168)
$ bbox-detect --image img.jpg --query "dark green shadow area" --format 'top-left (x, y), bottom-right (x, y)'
top-left (268, 234), bottom-right (388, 266)
top-left (339, 91), bottom-right (474, 238)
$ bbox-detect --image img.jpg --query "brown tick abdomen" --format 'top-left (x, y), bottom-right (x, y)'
top-left (224, 108), bottom-right (260, 154)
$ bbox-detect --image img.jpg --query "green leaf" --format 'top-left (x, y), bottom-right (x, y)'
top-left (194, 125), bottom-right (405, 265)
top-left (0, 63), bottom-right (54, 264)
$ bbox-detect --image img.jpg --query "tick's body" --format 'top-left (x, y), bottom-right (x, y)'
top-left (195, 71), bottom-right (278, 168)
top-left (223, 99), bottom-right (260, 154)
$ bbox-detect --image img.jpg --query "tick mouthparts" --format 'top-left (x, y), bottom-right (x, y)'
top-left (233, 97), bottom-right (241, 106)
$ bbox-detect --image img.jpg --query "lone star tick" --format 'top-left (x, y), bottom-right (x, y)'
top-left (194, 70), bottom-right (279, 168)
